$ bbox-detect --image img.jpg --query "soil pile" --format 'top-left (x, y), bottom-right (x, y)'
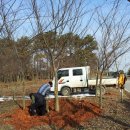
top-left (1, 98), bottom-right (101, 130)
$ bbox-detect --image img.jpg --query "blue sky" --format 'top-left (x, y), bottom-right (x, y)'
top-left (14, 0), bottom-right (130, 37)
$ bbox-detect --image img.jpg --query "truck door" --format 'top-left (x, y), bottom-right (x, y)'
top-left (70, 68), bottom-right (86, 87)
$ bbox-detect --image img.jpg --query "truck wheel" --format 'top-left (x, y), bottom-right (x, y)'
top-left (96, 86), bottom-right (106, 96)
top-left (61, 87), bottom-right (71, 96)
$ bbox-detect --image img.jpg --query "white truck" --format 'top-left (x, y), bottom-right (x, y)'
top-left (50, 66), bottom-right (118, 96)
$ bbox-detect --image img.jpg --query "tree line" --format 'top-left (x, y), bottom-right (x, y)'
top-left (0, 33), bottom-right (98, 82)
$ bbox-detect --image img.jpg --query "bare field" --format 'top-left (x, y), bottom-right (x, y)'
top-left (0, 79), bottom-right (49, 96)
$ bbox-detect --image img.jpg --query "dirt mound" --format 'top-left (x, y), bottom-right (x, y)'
top-left (1, 98), bottom-right (101, 130)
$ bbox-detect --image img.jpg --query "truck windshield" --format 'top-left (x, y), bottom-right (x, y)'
top-left (57, 70), bottom-right (69, 79)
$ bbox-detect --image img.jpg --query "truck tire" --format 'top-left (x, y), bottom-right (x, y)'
top-left (61, 87), bottom-right (71, 96)
top-left (96, 85), bottom-right (106, 96)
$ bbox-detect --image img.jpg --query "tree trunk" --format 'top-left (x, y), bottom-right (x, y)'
top-left (95, 72), bottom-right (99, 96)
top-left (21, 74), bottom-right (26, 110)
top-left (120, 89), bottom-right (123, 102)
top-left (99, 72), bottom-right (103, 109)
top-left (54, 68), bottom-right (59, 112)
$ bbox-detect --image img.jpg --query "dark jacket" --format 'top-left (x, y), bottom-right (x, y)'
top-left (29, 93), bottom-right (47, 116)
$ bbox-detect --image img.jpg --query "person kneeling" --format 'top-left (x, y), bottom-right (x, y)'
top-left (29, 93), bottom-right (46, 116)
top-left (29, 81), bottom-right (52, 116)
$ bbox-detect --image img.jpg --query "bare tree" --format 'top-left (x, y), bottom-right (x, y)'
top-left (0, 0), bottom-right (32, 109)
top-left (94, 0), bottom-right (130, 108)
top-left (28, 0), bottom-right (101, 112)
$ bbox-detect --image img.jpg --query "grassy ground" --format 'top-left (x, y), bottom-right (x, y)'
top-left (86, 89), bottom-right (130, 130)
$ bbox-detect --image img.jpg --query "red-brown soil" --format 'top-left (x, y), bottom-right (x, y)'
top-left (1, 98), bottom-right (101, 130)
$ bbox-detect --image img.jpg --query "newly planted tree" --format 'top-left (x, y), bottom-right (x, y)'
top-left (28, 0), bottom-right (99, 111)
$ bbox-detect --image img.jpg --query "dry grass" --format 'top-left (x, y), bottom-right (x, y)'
top-left (0, 79), bottom-right (49, 96)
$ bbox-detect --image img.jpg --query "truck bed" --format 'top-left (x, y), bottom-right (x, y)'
top-left (88, 78), bottom-right (117, 86)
